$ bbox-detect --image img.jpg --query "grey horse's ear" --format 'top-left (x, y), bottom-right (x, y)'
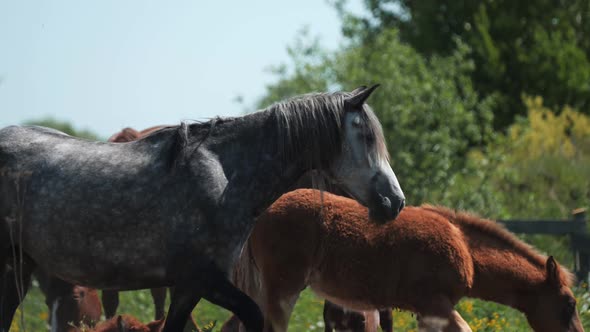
top-left (350, 85), bottom-right (367, 95)
top-left (117, 315), bottom-right (127, 332)
top-left (345, 84), bottom-right (380, 109)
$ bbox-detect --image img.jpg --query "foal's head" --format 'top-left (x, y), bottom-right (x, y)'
top-left (522, 257), bottom-right (583, 332)
top-left (329, 85), bottom-right (405, 222)
top-left (48, 285), bottom-right (101, 332)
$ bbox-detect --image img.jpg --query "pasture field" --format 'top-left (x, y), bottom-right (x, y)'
top-left (9, 282), bottom-right (590, 331)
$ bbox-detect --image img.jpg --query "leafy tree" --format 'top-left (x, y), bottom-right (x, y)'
top-left (443, 97), bottom-right (590, 266)
top-left (257, 28), bottom-right (333, 108)
top-left (488, 97), bottom-right (589, 218)
top-left (445, 95), bottom-right (590, 213)
top-left (24, 117), bottom-right (101, 141)
top-left (337, 0), bottom-right (590, 129)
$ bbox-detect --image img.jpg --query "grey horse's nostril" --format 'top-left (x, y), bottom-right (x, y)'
top-left (398, 199), bottom-right (405, 214)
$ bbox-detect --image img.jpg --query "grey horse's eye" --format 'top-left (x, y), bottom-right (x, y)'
top-left (352, 116), bottom-right (362, 127)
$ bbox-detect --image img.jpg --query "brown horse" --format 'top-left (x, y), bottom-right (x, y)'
top-left (227, 189), bottom-right (582, 332)
top-left (323, 300), bottom-right (392, 332)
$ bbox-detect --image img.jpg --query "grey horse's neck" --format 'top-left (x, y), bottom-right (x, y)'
top-left (205, 110), bottom-right (316, 213)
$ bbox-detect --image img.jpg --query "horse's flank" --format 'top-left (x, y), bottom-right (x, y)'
top-left (247, 190), bottom-right (474, 311)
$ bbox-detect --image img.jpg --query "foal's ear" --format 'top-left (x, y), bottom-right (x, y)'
top-left (345, 84), bottom-right (380, 109)
top-left (546, 256), bottom-right (560, 286)
top-left (147, 318), bottom-right (165, 332)
top-left (116, 315), bottom-right (127, 332)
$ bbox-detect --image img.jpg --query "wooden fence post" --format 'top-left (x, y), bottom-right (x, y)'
top-left (572, 208), bottom-right (588, 284)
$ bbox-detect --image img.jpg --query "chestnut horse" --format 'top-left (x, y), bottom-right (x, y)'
top-left (227, 189), bottom-right (582, 332)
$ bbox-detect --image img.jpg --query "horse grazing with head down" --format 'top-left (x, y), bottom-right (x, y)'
top-left (0, 85), bottom-right (405, 332)
top-left (225, 189), bottom-right (583, 332)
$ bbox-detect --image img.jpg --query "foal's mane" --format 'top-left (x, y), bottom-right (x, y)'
top-left (265, 91), bottom-right (389, 169)
top-left (421, 205), bottom-right (575, 287)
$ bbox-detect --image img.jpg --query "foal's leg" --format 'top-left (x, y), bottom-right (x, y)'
top-left (151, 287), bottom-right (168, 320)
top-left (416, 295), bottom-right (471, 332)
top-left (443, 311), bottom-right (471, 332)
top-left (262, 289), bottom-right (299, 332)
top-left (0, 253), bottom-right (35, 332)
top-left (101, 289), bottom-right (120, 318)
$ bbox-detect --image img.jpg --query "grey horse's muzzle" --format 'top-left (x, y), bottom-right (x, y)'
top-left (367, 171), bottom-right (405, 223)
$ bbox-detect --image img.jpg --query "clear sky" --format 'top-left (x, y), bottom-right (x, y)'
top-left (0, 1), bottom-right (363, 138)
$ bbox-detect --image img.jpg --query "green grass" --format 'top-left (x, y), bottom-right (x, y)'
top-left (9, 283), bottom-right (590, 331)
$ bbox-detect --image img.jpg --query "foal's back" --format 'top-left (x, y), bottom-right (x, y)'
top-left (249, 189), bottom-right (474, 311)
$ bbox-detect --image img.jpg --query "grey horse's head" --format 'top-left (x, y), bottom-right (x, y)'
top-left (328, 85), bottom-right (405, 222)
top-left (272, 85), bottom-right (405, 222)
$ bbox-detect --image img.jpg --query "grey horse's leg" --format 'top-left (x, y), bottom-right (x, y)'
top-left (162, 265), bottom-right (262, 332)
top-left (200, 271), bottom-right (263, 332)
top-left (151, 287), bottom-right (168, 320)
top-left (101, 289), bottom-right (120, 318)
top-left (161, 285), bottom-right (202, 332)
top-left (104, 288), bottom-right (167, 320)
top-left (0, 253), bottom-right (35, 332)
top-left (379, 308), bottom-right (393, 332)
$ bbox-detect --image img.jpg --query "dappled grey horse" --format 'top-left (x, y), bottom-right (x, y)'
top-left (0, 85), bottom-right (405, 332)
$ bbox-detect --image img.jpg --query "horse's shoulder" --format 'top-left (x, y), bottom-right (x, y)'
top-left (1, 126), bottom-right (80, 151)
top-left (0, 125), bottom-right (31, 141)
